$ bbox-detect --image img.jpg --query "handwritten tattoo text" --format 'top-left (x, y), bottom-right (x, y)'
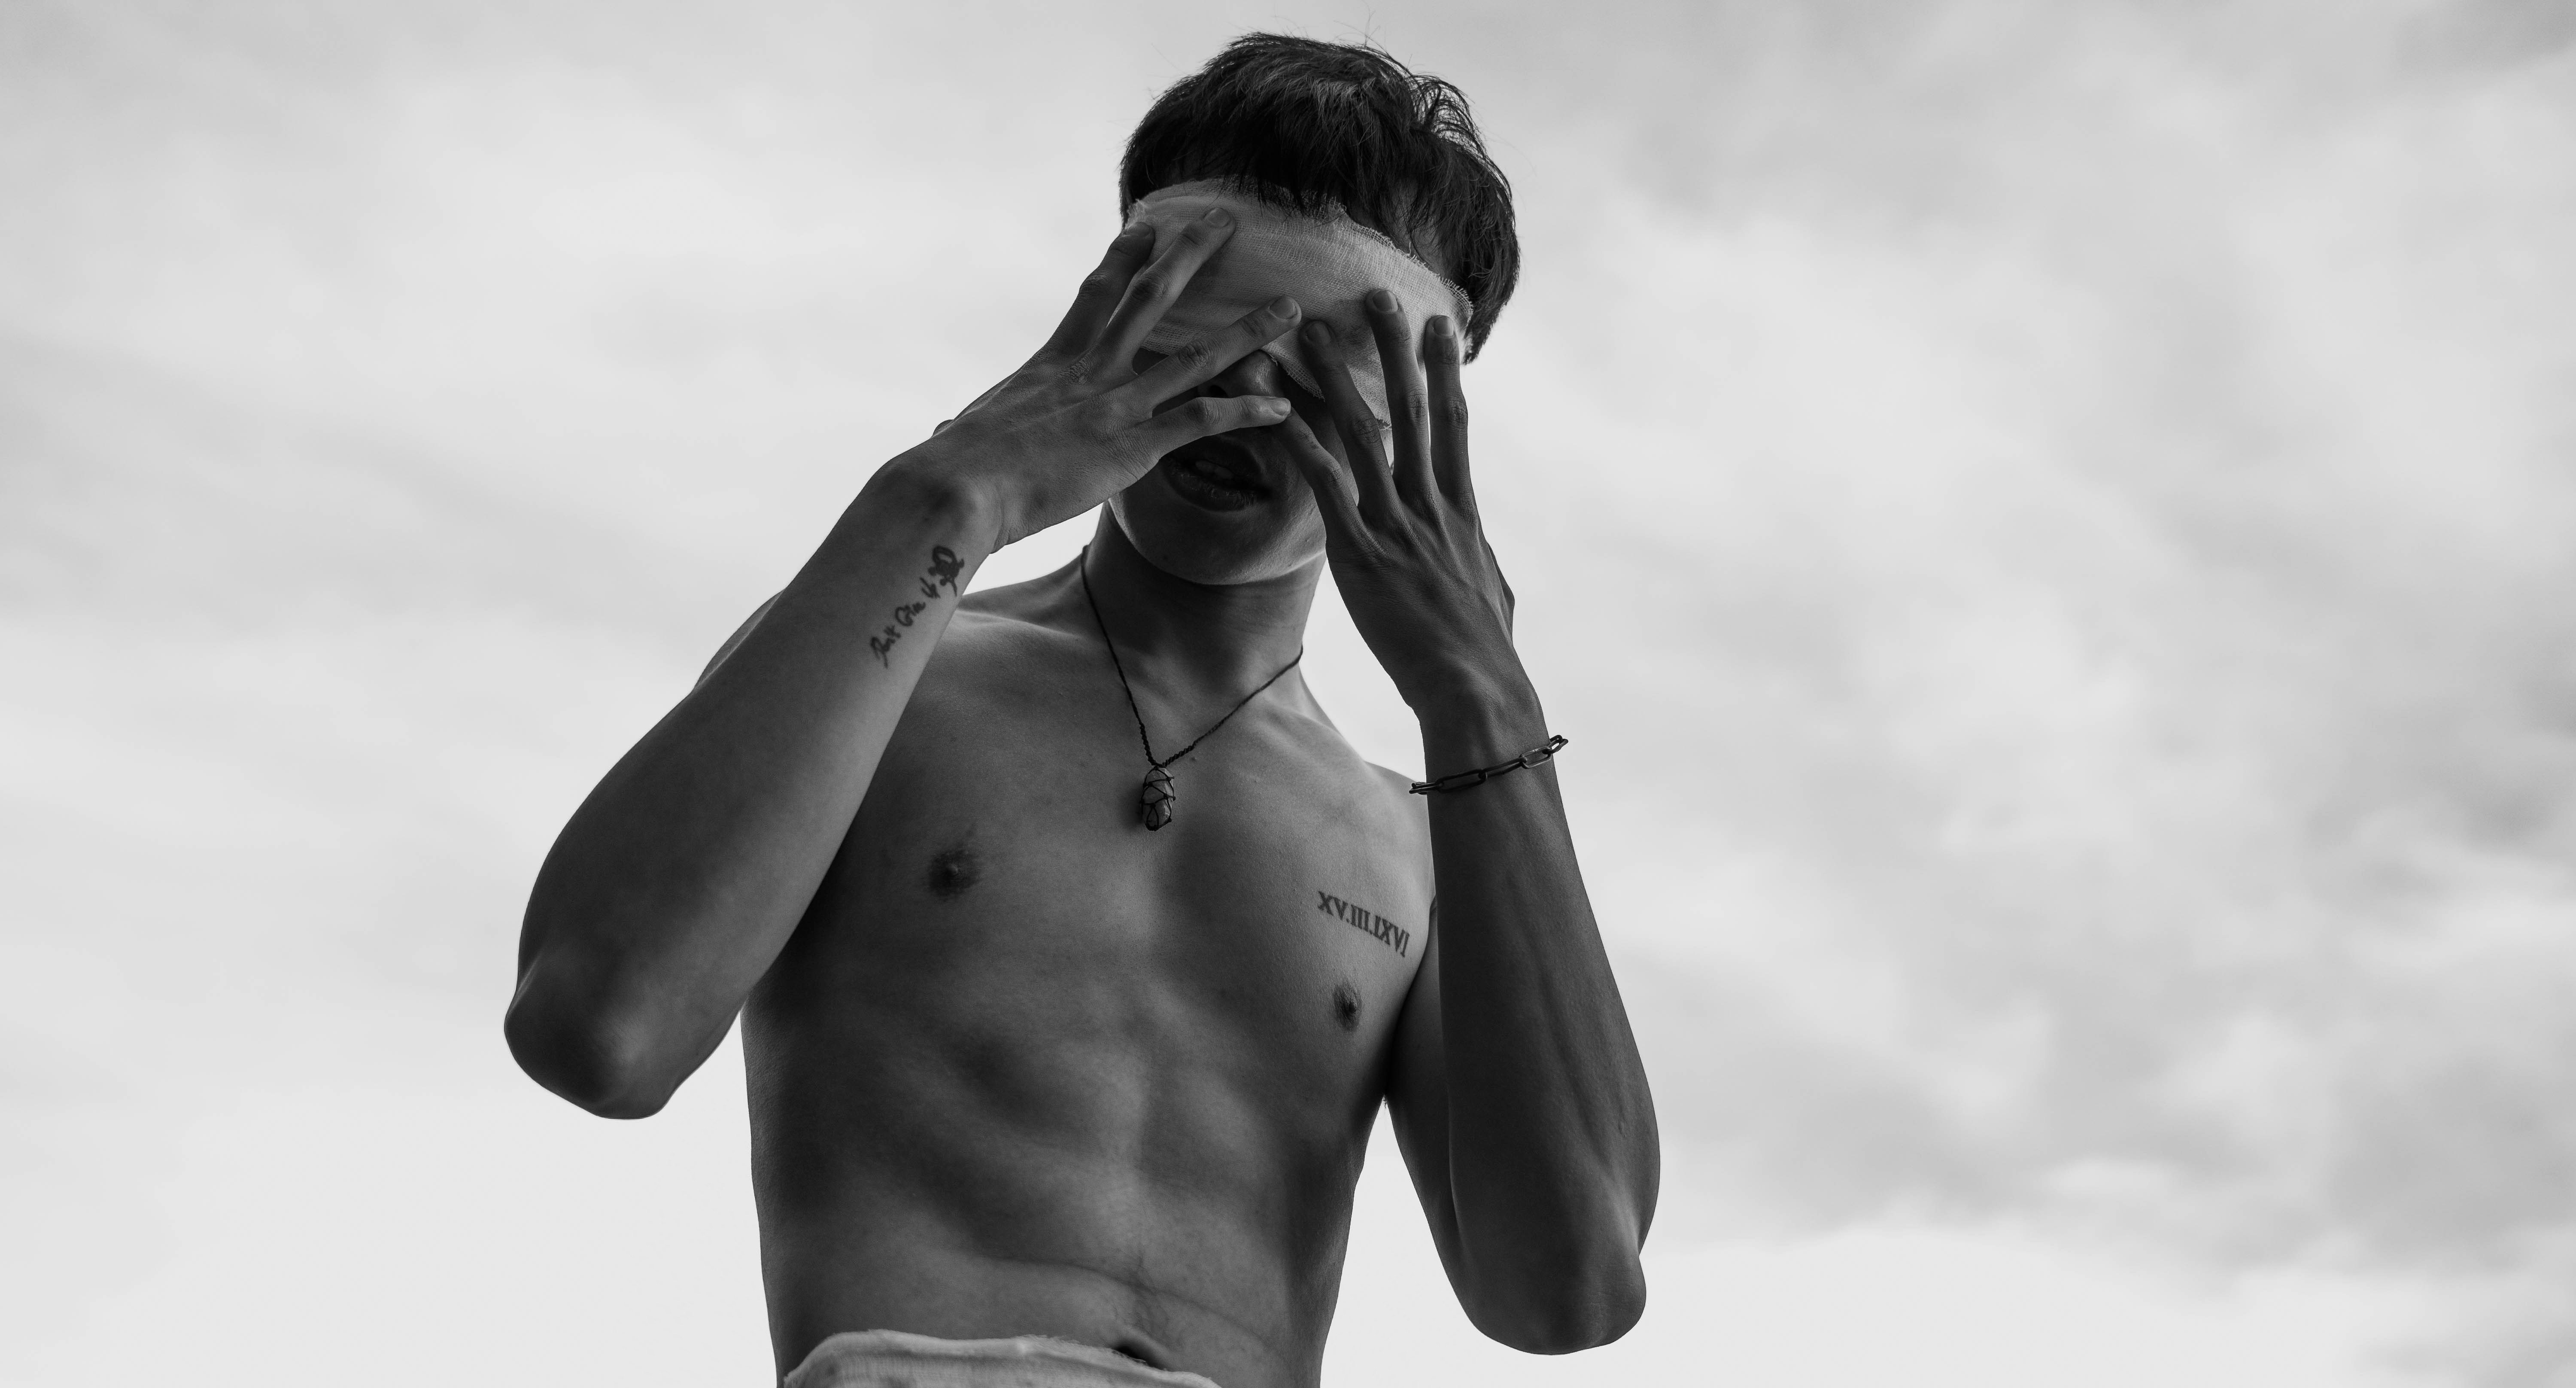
top-left (1317, 890), bottom-right (1410, 957)
top-left (869, 545), bottom-right (964, 666)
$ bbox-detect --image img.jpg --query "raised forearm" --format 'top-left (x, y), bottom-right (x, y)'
top-left (1260, 265), bottom-right (1657, 1344)
top-left (1422, 670), bottom-right (1659, 1342)
top-left (506, 213), bottom-right (1312, 1115)
top-left (508, 463), bottom-right (991, 1116)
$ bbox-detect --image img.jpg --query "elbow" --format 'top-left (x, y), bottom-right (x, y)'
top-left (1469, 1246), bottom-right (1648, 1355)
top-left (503, 977), bottom-right (675, 1120)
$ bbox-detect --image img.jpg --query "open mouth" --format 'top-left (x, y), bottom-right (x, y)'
top-left (1157, 437), bottom-right (1271, 513)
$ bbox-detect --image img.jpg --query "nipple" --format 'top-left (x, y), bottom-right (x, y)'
top-left (926, 845), bottom-right (981, 899)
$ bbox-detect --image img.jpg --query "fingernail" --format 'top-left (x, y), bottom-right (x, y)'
top-left (1269, 295), bottom-right (1299, 317)
top-left (1303, 321), bottom-right (1331, 344)
top-left (1428, 315), bottom-right (1454, 335)
top-left (1204, 207), bottom-right (1232, 226)
top-left (1118, 222), bottom-right (1150, 242)
top-left (1258, 396), bottom-right (1291, 415)
top-left (1367, 289), bottom-right (1397, 312)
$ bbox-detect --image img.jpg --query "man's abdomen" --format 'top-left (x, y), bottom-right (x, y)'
top-left (742, 950), bottom-right (1369, 1388)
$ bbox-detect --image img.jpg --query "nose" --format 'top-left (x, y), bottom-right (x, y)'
top-left (1204, 347), bottom-right (1288, 401)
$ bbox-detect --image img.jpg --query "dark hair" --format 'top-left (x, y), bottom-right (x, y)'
top-left (1120, 34), bottom-right (1520, 359)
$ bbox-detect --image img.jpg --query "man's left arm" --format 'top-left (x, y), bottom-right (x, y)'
top-left (1392, 679), bottom-right (1660, 1352)
top-left (1276, 300), bottom-right (1660, 1351)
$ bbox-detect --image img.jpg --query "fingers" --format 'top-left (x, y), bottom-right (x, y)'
top-left (1135, 392), bottom-right (1294, 451)
top-left (1422, 316), bottom-right (1474, 507)
top-left (1042, 222), bottom-right (1153, 360)
top-left (1300, 320), bottom-right (1402, 523)
top-left (1123, 295), bottom-right (1302, 411)
top-left (1363, 290), bottom-right (1436, 510)
top-left (1091, 207), bottom-right (1237, 375)
top-left (1272, 408), bottom-right (1367, 542)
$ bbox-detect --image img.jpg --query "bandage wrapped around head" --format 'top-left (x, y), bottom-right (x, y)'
top-left (1127, 180), bottom-right (1472, 428)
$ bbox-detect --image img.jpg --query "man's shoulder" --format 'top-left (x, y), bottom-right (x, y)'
top-left (920, 575), bottom-right (1094, 688)
top-left (952, 566), bottom-right (1078, 628)
top-left (1260, 704), bottom-right (1430, 859)
top-left (1358, 758), bottom-right (1424, 807)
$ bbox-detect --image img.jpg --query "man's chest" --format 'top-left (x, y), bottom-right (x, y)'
top-left (769, 658), bottom-right (1431, 1065)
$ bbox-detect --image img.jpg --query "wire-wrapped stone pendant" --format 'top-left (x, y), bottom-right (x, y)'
top-left (1139, 764), bottom-right (1176, 830)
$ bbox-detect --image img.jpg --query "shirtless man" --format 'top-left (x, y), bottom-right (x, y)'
top-left (505, 36), bottom-right (1657, 1388)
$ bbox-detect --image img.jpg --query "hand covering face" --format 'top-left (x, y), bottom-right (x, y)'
top-left (1127, 180), bottom-right (1472, 429)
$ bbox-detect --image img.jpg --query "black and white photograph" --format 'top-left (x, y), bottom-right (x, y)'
top-left (4, 3), bottom-right (2573, 1385)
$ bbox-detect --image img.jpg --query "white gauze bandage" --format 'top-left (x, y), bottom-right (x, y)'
top-left (1127, 180), bottom-right (1471, 428)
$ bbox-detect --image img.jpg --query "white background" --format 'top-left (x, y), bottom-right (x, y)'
top-left (5, 2), bottom-right (2573, 1384)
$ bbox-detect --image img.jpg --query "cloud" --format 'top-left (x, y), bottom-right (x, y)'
top-left (1426, 4), bottom-right (2576, 1373)
top-left (5, 1), bottom-right (2575, 1384)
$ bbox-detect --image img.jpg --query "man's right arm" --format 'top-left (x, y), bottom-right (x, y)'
top-left (503, 206), bottom-right (1304, 1117)
top-left (505, 466), bottom-right (996, 1117)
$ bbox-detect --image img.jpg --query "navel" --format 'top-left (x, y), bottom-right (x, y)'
top-left (1332, 981), bottom-right (1363, 1032)
top-left (925, 845), bottom-right (981, 899)
top-left (1111, 1333), bottom-right (1175, 1370)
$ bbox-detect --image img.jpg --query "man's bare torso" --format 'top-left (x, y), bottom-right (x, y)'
top-left (741, 564), bottom-right (1431, 1388)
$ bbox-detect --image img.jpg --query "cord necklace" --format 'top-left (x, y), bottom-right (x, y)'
top-left (1078, 548), bottom-right (1302, 831)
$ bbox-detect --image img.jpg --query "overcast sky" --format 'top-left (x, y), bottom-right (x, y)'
top-left (5, 2), bottom-right (2574, 1385)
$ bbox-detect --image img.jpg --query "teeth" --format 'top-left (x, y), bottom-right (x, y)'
top-left (1182, 459), bottom-right (1256, 492)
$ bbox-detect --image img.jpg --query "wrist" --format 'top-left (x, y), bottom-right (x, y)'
top-left (1415, 663), bottom-right (1549, 774)
top-left (1410, 654), bottom-right (1539, 720)
top-left (792, 458), bottom-right (998, 608)
top-left (866, 454), bottom-right (1002, 553)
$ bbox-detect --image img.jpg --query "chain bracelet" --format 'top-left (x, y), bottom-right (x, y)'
top-left (1409, 734), bottom-right (1569, 795)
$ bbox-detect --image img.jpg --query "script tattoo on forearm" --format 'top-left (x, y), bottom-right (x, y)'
top-left (1317, 890), bottom-right (1411, 957)
top-left (868, 545), bottom-right (966, 666)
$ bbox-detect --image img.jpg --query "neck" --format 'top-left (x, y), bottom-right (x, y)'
top-left (1075, 511), bottom-right (1319, 706)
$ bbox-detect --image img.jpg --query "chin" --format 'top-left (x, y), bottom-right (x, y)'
top-left (1110, 451), bottom-right (1327, 586)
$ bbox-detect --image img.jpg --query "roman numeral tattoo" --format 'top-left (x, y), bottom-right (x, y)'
top-left (1316, 890), bottom-right (1411, 957)
top-left (869, 545), bottom-right (966, 666)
